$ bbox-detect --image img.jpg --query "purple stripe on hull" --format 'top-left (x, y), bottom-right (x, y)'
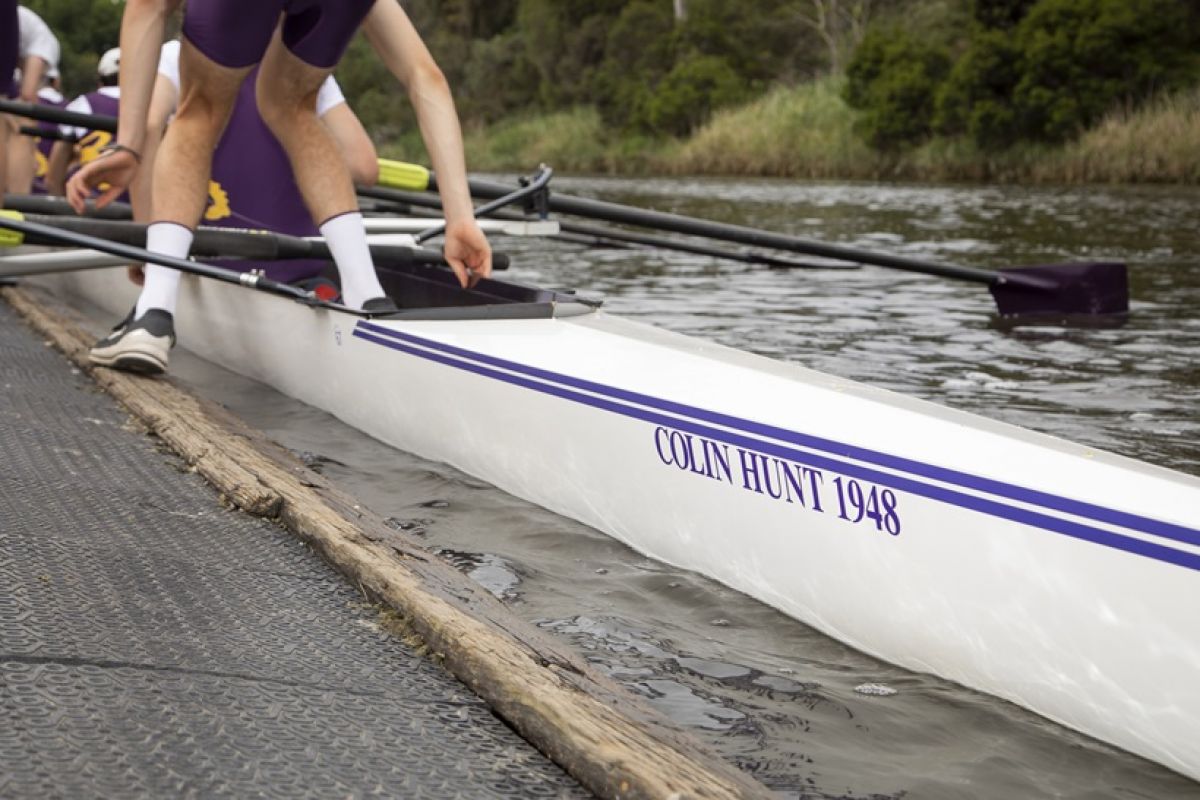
top-left (352, 321), bottom-right (1200, 572)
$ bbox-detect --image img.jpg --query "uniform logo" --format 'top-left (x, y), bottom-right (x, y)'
top-left (205, 181), bottom-right (232, 221)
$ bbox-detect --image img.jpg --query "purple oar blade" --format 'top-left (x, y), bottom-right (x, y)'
top-left (989, 262), bottom-right (1128, 318)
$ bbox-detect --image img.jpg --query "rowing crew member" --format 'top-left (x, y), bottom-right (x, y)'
top-left (87, 38), bottom-right (378, 372)
top-left (68, 0), bottom-right (490, 374)
top-left (28, 65), bottom-right (67, 195)
top-left (45, 48), bottom-right (123, 198)
top-left (4, 3), bottom-right (60, 194)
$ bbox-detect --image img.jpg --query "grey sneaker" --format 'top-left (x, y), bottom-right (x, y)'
top-left (89, 309), bottom-right (176, 374)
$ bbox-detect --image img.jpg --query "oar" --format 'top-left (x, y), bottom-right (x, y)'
top-left (0, 98), bottom-right (118, 132)
top-left (367, 159), bottom-right (1128, 318)
top-left (367, 184), bottom-right (858, 270)
top-left (0, 212), bottom-right (510, 270)
top-left (0, 210), bottom-right (330, 308)
top-left (18, 125), bottom-right (80, 144)
top-left (4, 193), bottom-right (134, 220)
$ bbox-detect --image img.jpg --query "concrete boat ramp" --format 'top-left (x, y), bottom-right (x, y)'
top-left (0, 284), bottom-right (771, 800)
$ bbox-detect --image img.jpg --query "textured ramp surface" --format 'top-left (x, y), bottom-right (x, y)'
top-left (0, 304), bottom-right (588, 799)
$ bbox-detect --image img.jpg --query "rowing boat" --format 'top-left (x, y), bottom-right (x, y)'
top-left (14, 248), bottom-right (1200, 783)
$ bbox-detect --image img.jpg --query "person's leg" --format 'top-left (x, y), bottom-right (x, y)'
top-left (255, 4), bottom-right (386, 309)
top-left (0, 119), bottom-right (9, 201)
top-left (135, 38), bottom-right (251, 319)
top-left (6, 122), bottom-right (37, 193)
top-left (91, 0), bottom-right (278, 372)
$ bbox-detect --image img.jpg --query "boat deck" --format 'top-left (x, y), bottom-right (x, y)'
top-left (0, 301), bottom-right (587, 799)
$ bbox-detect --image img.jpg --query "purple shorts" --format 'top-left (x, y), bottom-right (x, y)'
top-left (1, 0), bottom-right (18, 99)
top-left (182, 0), bottom-right (376, 70)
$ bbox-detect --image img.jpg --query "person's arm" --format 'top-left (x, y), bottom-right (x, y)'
top-left (66, 0), bottom-right (180, 212)
top-left (320, 103), bottom-right (379, 186)
top-left (361, 0), bottom-right (491, 286)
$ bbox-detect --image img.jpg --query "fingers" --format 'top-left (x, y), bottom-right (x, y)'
top-left (65, 171), bottom-right (89, 214)
top-left (467, 252), bottom-right (492, 288)
top-left (445, 257), bottom-right (470, 289)
top-left (95, 183), bottom-right (124, 210)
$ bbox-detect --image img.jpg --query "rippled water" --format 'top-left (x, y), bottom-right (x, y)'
top-left (166, 177), bottom-right (1199, 799)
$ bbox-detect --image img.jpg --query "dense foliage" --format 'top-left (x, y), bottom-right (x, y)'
top-left (845, 0), bottom-right (1200, 149)
top-left (22, 0), bottom-right (123, 97)
top-left (22, 0), bottom-right (1200, 160)
top-left (340, 0), bottom-right (832, 137)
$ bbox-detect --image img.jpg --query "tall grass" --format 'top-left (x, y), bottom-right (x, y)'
top-left (387, 81), bottom-right (1200, 184)
top-left (1034, 87), bottom-right (1200, 184)
top-left (655, 78), bottom-right (884, 178)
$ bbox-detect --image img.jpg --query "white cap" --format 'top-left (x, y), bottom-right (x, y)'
top-left (98, 48), bottom-right (121, 78)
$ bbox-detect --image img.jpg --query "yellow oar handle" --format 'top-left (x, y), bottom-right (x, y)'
top-left (0, 210), bottom-right (27, 247)
top-left (376, 159), bottom-right (431, 192)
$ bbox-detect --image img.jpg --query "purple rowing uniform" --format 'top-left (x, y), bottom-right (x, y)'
top-left (182, 0), bottom-right (377, 70)
top-left (30, 90), bottom-right (67, 194)
top-left (1, 0), bottom-right (17, 98)
top-left (203, 67), bottom-right (326, 283)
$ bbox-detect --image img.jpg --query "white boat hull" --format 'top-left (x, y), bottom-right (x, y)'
top-left (29, 267), bottom-right (1200, 782)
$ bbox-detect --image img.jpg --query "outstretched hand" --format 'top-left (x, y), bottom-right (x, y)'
top-left (66, 149), bottom-right (139, 214)
top-left (442, 219), bottom-right (492, 289)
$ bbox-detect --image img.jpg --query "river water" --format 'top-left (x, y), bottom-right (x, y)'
top-left (169, 177), bottom-right (1199, 799)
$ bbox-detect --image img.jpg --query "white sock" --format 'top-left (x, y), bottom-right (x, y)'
top-left (319, 212), bottom-right (384, 309)
top-left (135, 222), bottom-right (192, 318)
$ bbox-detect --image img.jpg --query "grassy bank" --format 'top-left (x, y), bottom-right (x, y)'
top-left (382, 79), bottom-right (1200, 184)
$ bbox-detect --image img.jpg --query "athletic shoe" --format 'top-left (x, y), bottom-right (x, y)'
top-left (362, 297), bottom-right (400, 315)
top-left (88, 309), bottom-right (176, 374)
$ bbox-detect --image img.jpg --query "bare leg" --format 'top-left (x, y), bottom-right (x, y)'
top-left (255, 36), bottom-right (356, 222)
top-left (6, 125), bottom-right (35, 193)
top-left (0, 115), bottom-right (8, 199)
top-left (152, 39), bottom-right (250, 227)
top-left (255, 35), bottom-right (385, 308)
top-left (133, 39), bottom-right (251, 319)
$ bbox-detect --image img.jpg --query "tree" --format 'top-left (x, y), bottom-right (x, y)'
top-left (796, 0), bottom-right (880, 74)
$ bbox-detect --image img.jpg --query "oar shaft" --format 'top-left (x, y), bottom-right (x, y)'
top-left (3, 194), bottom-right (133, 220)
top-left (363, 185), bottom-right (856, 270)
top-left (19, 125), bottom-right (79, 143)
top-left (455, 177), bottom-right (1000, 286)
top-left (0, 98), bottom-right (117, 133)
top-left (12, 214), bottom-right (508, 270)
top-left (0, 215), bottom-right (309, 300)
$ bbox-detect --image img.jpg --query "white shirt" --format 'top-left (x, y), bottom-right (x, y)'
top-left (17, 6), bottom-right (60, 68)
top-left (157, 40), bottom-right (346, 116)
top-left (61, 86), bottom-right (120, 139)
